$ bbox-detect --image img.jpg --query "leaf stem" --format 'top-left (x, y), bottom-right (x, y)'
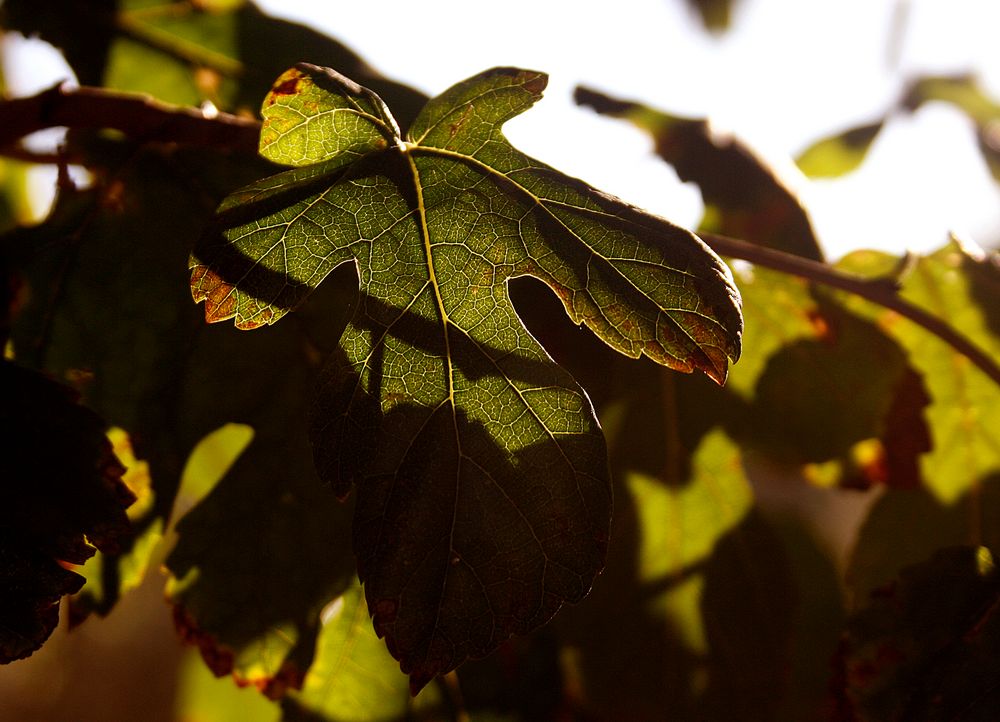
top-left (700, 231), bottom-right (1000, 387)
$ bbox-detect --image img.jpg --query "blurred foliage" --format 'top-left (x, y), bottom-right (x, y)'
top-left (796, 74), bottom-right (1000, 182)
top-left (0, 2), bottom-right (999, 721)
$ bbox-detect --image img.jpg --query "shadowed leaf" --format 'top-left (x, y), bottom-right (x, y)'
top-left (835, 545), bottom-right (1000, 721)
top-left (847, 475), bottom-right (1000, 608)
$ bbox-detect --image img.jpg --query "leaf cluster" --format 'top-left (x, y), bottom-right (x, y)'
top-left (1, 3), bottom-right (999, 721)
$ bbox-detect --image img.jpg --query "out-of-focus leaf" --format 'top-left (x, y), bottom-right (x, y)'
top-left (834, 545), bottom-right (1000, 721)
top-left (4, 139), bottom-right (359, 691)
top-left (746, 296), bottom-right (912, 466)
top-left (0, 360), bottom-right (134, 663)
top-left (553, 345), bottom-right (797, 720)
top-left (167, 421), bottom-right (356, 696)
top-left (192, 64), bottom-right (743, 690)
top-left (574, 86), bottom-right (824, 261)
top-left (903, 74), bottom-right (1000, 182)
top-left (174, 648), bottom-right (280, 722)
top-left (455, 633), bottom-right (565, 722)
top-left (837, 240), bottom-right (1000, 502)
top-left (106, 0), bottom-right (243, 108)
top-left (281, 581), bottom-right (411, 722)
top-left (1, 0), bottom-right (427, 127)
top-left (682, 0), bottom-right (739, 32)
top-left (903, 74), bottom-right (1000, 127)
top-left (847, 475), bottom-right (1000, 608)
top-left (795, 120), bottom-right (885, 179)
top-left (768, 517), bottom-right (846, 721)
top-left (0, 0), bottom-right (117, 86)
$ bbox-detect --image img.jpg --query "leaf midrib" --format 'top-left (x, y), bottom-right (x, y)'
top-left (405, 143), bottom-right (715, 366)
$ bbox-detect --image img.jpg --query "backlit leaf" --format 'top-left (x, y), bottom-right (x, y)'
top-left (282, 581), bottom-right (412, 722)
top-left (795, 120), bottom-right (885, 179)
top-left (836, 240), bottom-right (1000, 502)
top-left (191, 64), bottom-right (743, 689)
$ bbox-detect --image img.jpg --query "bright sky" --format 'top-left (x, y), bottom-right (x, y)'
top-left (6, 0), bottom-right (999, 258)
top-left (256, 0), bottom-right (1000, 258)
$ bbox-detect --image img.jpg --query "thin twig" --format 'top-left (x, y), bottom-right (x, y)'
top-left (700, 231), bottom-right (1000, 387)
top-left (0, 83), bottom-right (261, 154)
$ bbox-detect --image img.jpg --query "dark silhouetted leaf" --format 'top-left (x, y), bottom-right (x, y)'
top-left (847, 475), bottom-right (1000, 608)
top-left (0, 0), bottom-right (116, 86)
top-left (4, 140), bottom-right (358, 689)
top-left (192, 64), bottom-right (743, 689)
top-left (0, 361), bottom-right (133, 663)
top-left (574, 85), bottom-right (824, 261)
top-left (835, 545), bottom-right (1000, 721)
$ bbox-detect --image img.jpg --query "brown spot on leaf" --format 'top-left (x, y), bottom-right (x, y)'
top-left (266, 70), bottom-right (304, 106)
top-left (521, 72), bottom-right (547, 97)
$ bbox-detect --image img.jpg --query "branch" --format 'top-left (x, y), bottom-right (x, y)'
top-left (0, 83), bottom-right (261, 154)
top-left (701, 231), bottom-right (1000, 387)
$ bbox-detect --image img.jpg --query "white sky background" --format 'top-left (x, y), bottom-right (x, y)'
top-left (6, 0), bottom-right (1000, 258)
top-left (257, 0), bottom-right (1000, 259)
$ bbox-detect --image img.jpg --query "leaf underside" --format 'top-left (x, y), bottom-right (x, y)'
top-left (191, 63), bottom-right (743, 689)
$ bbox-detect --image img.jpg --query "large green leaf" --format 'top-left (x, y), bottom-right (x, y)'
top-left (191, 64), bottom-right (743, 689)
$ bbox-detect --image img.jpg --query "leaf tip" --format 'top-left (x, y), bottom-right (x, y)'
top-left (701, 345), bottom-right (732, 386)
